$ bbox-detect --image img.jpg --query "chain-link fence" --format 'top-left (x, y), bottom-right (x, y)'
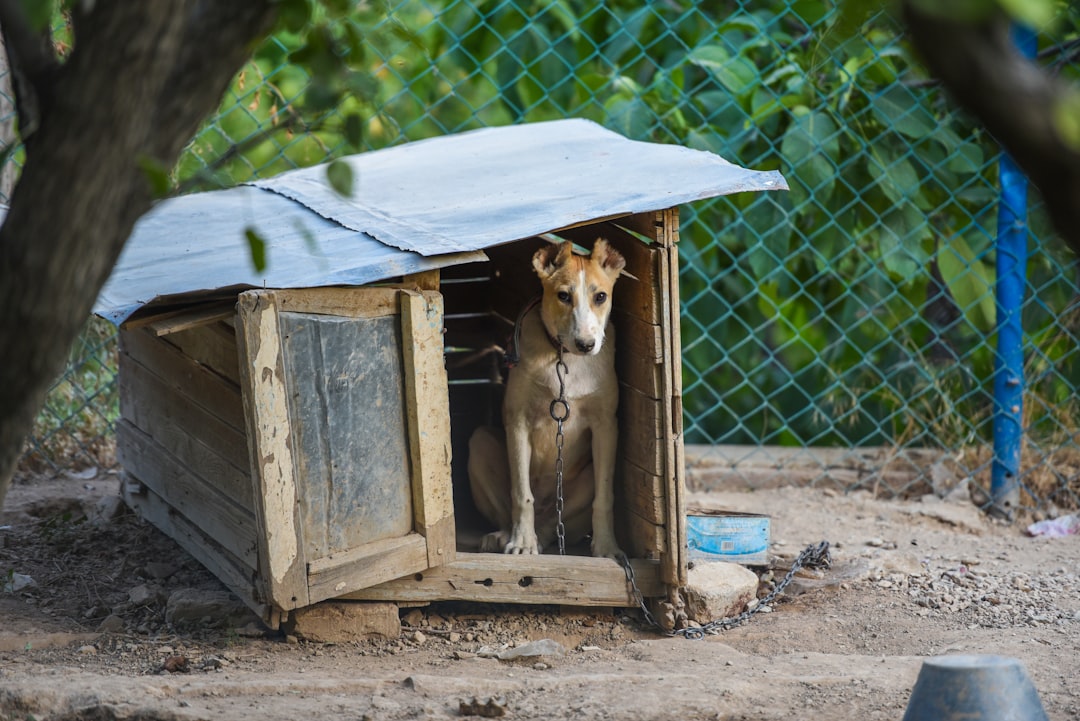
top-left (16, 2), bottom-right (1080, 514)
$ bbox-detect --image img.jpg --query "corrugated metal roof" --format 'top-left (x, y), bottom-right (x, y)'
top-left (94, 119), bottom-right (786, 324)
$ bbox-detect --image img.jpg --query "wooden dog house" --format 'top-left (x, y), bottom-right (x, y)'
top-left (96, 120), bottom-right (786, 629)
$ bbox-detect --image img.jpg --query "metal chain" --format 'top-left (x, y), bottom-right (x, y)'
top-left (619, 540), bottom-right (832, 639)
top-left (543, 351), bottom-right (832, 632)
top-left (549, 345), bottom-right (570, 556)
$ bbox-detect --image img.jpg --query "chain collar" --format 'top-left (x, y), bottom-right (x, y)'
top-left (504, 296), bottom-right (565, 368)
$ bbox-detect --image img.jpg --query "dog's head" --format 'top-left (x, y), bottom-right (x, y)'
top-left (533, 238), bottom-right (626, 355)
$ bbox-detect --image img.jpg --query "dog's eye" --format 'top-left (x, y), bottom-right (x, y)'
top-left (594, 292), bottom-right (607, 305)
top-left (557, 291), bottom-right (571, 304)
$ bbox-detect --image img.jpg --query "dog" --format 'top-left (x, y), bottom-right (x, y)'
top-left (468, 238), bottom-right (626, 558)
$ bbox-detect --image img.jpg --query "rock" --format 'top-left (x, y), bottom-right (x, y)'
top-left (145, 562), bottom-right (178, 580)
top-left (915, 502), bottom-right (986, 534)
top-left (401, 609), bottom-right (425, 627)
top-left (878, 552), bottom-right (926, 577)
top-left (2, 573), bottom-right (35, 593)
top-left (77, 645), bottom-right (97, 655)
top-left (282, 601), bottom-right (400, 643)
top-left (96, 614), bottom-right (126, 633)
top-left (163, 655), bottom-right (189, 673)
top-left (165, 588), bottom-right (260, 629)
top-left (89, 495), bottom-right (126, 526)
top-left (460, 696), bottom-right (507, 718)
top-left (496, 639), bottom-right (565, 660)
top-left (129, 584), bottom-right (164, 606)
top-left (682, 562), bottom-right (759, 623)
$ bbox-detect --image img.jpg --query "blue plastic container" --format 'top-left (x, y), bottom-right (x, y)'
top-left (686, 509), bottom-right (770, 565)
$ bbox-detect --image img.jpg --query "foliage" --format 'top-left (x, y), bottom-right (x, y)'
top-left (21, 0), bottom-right (1080, 471)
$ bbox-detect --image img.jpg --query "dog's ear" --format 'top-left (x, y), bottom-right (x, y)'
top-left (591, 238), bottom-right (625, 279)
top-left (533, 241), bottom-right (573, 278)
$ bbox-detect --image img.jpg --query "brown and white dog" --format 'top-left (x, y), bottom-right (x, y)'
top-left (468, 238), bottom-right (626, 558)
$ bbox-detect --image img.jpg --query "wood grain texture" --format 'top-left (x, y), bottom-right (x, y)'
top-left (119, 351), bottom-right (251, 506)
top-left (236, 290), bottom-right (309, 610)
top-left (307, 533), bottom-right (429, 602)
top-left (270, 287), bottom-right (400, 319)
top-left (400, 290), bottom-right (456, 567)
top-left (343, 553), bottom-right (663, 606)
top-left (163, 320), bottom-right (241, 385)
top-left (120, 326), bottom-right (246, 431)
top-left (658, 232), bottom-right (687, 586)
top-left (116, 420), bottom-right (258, 570)
top-left (121, 474), bottom-right (270, 626)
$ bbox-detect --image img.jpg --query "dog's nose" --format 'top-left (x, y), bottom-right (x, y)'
top-left (575, 339), bottom-right (595, 353)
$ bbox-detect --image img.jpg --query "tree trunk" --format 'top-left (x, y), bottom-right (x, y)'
top-left (903, 3), bottom-right (1080, 256)
top-left (0, 39), bottom-right (17, 199)
top-left (0, 1), bottom-right (275, 507)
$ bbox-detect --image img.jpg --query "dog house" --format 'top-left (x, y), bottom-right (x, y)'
top-left (95, 119), bottom-right (785, 629)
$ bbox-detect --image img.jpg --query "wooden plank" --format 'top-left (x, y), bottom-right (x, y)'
top-left (236, 290), bottom-right (310, 610)
top-left (122, 299), bottom-right (234, 335)
top-left (121, 475), bottom-right (271, 627)
top-left (617, 459), bottom-right (666, 561)
top-left (163, 320), bottom-right (241, 385)
top-left (119, 357), bottom-right (252, 508)
top-left (344, 553), bottom-right (663, 606)
top-left (657, 236), bottom-right (686, 586)
top-left (612, 310), bottom-right (663, 400)
top-left (118, 342), bottom-right (247, 471)
top-left (120, 326), bottom-right (246, 432)
top-left (619, 384), bottom-right (663, 476)
top-left (620, 459), bottom-right (665, 526)
top-left (400, 269), bottom-right (441, 292)
top-left (270, 287), bottom-right (400, 319)
top-left (116, 420), bottom-right (258, 570)
top-left (307, 533), bottom-right (429, 602)
top-left (621, 509), bottom-right (666, 561)
top-left (612, 212), bottom-right (661, 243)
top-left (655, 206), bottom-right (681, 247)
top-left (400, 290), bottom-right (456, 568)
top-left (144, 301), bottom-right (237, 337)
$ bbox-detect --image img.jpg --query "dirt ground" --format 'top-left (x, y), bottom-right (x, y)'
top-left (2, 470), bottom-right (1079, 721)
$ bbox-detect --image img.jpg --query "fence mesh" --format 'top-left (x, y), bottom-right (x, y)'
top-left (14, 2), bottom-right (1080, 513)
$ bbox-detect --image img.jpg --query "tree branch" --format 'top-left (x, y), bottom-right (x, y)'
top-left (0, 0), bottom-right (59, 136)
top-left (902, 3), bottom-right (1080, 257)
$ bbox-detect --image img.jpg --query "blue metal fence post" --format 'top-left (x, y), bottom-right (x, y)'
top-left (990, 26), bottom-right (1037, 518)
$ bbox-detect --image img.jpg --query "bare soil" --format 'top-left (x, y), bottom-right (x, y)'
top-left (2, 470), bottom-right (1079, 720)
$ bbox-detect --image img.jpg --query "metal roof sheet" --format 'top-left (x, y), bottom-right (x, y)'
top-left (94, 119), bottom-right (786, 324)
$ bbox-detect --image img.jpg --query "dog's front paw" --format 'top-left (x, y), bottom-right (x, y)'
top-left (480, 530), bottom-right (510, 553)
top-left (504, 526), bottom-right (541, 555)
top-left (591, 534), bottom-right (623, 560)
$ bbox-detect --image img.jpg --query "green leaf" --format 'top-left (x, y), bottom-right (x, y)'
top-left (867, 157), bottom-right (922, 206)
top-left (998, 0), bottom-right (1057, 29)
top-left (688, 45), bottom-right (758, 98)
top-left (343, 113), bottom-right (363, 152)
top-left (275, 0), bottom-right (312, 34)
top-left (937, 235), bottom-right (996, 332)
top-left (326, 159), bottom-right (354, 198)
top-left (19, 0), bottom-right (52, 31)
top-left (871, 86), bottom-right (936, 139)
top-left (245, 228), bottom-right (268, 273)
top-left (136, 156), bottom-right (172, 198)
